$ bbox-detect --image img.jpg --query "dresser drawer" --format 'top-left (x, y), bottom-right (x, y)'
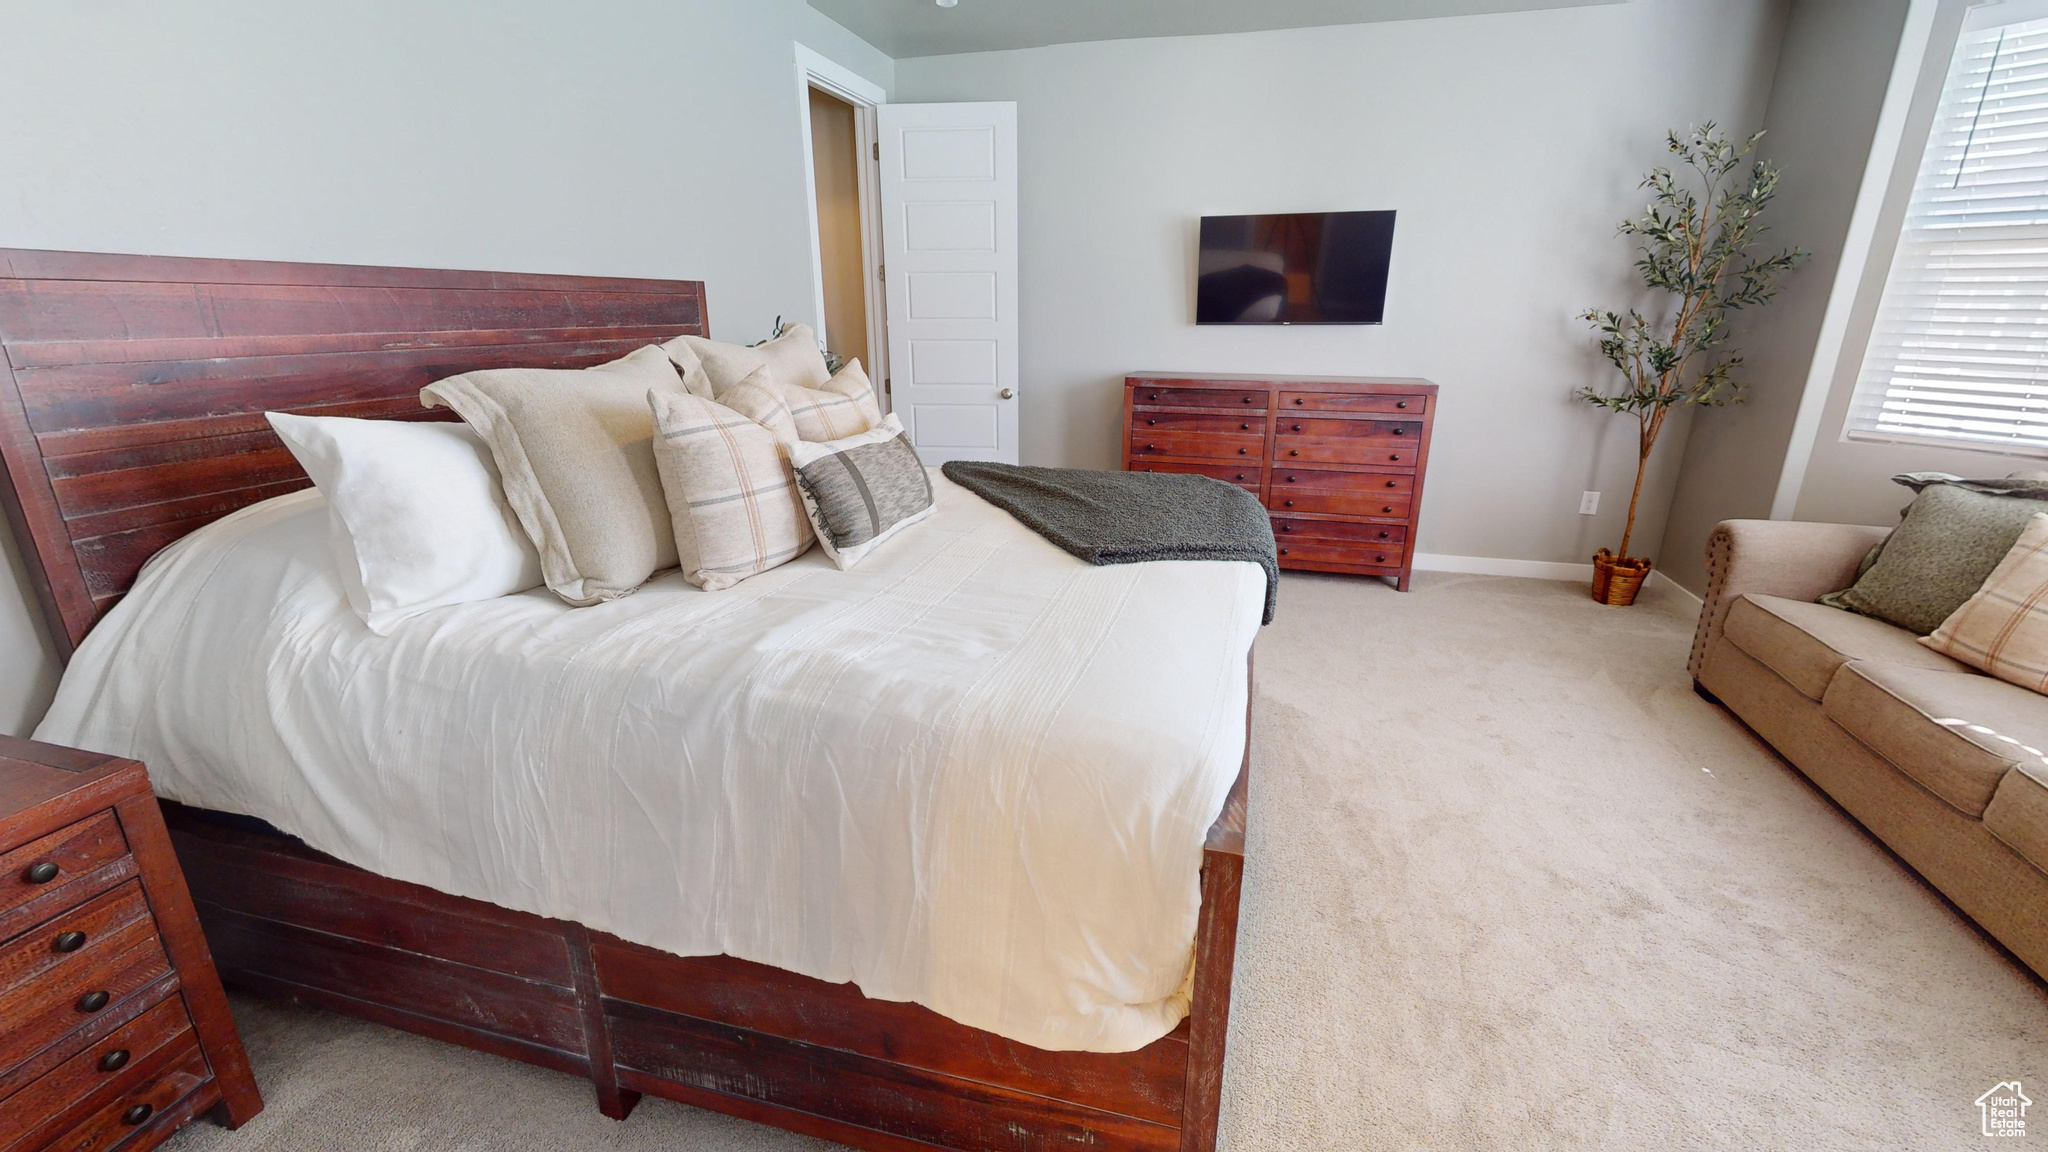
top-left (1272, 518), bottom-right (1407, 546)
top-left (1276, 540), bottom-right (1407, 569)
top-left (1129, 412), bottom-right (1265, 462)
top-left (2, 814), bottom-right (128, 922)
top-left (1130, 384), bottom-right (1268, 410)
top-left (0, 995), bottom-right (193, 1151)
top-left (35, 1040), bottom-right (209, 1152)
top-left (1278, 391), bottom-right (1425, 416)
top-left (1275, 418), bottom-right (1423, 466)
top-left (1131, 460), bottom-right (1261, 490)
top-left (1270, 468), bottom-right (1413, 519)
top-left (3, 882), bottom-right (171, 1067)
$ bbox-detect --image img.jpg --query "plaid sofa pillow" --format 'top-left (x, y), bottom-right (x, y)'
top-left (1924, 512), bottom-right (2048, 693)
top-left (787, 414), bottom-right (934, 570)
top-left (648, 390), bottom-right (813, 591)
top-left (786, 359), bottom-right (885, 442)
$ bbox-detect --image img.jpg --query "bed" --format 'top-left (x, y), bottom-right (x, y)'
top-left (0, 249), bottom-right (1254, 1152)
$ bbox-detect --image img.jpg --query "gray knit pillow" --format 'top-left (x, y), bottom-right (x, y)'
top-left (786, 415), bottom-right (934, 570)
top-left (1822, 474), bottom-right (2048, 635)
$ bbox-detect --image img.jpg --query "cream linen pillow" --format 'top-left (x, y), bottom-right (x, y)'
top-left (663, 322), bottom-right (831, 396)
top-left (648, 390), bottom-right (813, 590)
top-left (420, 345), bottom-right (687, 605)
top-left (786, 358), bottom-right (884, 442)
top-left (661, 339), bottom-right (717, 399)
top-left (787, 414), bottom-right (934, 570)
top-left (714, 367), bottom-right (801, 449)
top-left (267, 412), bottom-right (544, 634)
top-left (1923, 511), bottom-right (2048, 692)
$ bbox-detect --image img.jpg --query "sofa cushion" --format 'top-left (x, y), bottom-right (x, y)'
top-left (1984, 764), bottom-right (2048, 876)
top-left (1722, 594), bottom-right (1964, 701)
top-left (1824, 661), bottom-right (2048, 817)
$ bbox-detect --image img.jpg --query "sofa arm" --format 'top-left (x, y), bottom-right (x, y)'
top-left (1687, 519), bottom-right (1891, 680)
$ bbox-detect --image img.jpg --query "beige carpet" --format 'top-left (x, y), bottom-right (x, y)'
top-left (163, 572), bottom-right (2048, 1151)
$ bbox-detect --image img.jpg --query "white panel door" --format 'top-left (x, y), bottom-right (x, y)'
top-left (878, 102), bottom-right (1018, 464)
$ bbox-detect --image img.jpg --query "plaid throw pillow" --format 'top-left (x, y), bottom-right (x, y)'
top-left (1923, 512), bottom-right (2048, 693)
top-left (786, 414), bottom-right (934, 570)
top-left (648, 390), bottom-right (813, 591)
top-left (786, 359), bottom-right (884, 442)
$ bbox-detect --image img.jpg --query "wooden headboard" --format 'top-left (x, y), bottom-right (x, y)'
top-left (0, 249), bottom-right (708, 658)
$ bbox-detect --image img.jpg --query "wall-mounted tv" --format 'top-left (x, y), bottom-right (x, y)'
top-left (1196, 210), bottom-right (1395, 325)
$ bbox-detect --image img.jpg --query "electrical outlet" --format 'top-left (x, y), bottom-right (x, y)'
top-left (1579, 491), bottom-right (1601, 515)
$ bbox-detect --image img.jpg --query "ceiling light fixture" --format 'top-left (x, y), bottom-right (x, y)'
top-left (936, 0), bottom-right (958, 7)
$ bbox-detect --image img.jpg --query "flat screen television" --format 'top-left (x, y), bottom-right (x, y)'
top-left (1196, 210), bottom-right (1395, 325)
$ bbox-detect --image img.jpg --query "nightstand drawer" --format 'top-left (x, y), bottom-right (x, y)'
top-left (0, 995), bottom-right (193, 1152)
top-left (35, 1040), bottom-right (209, 1152)
top-left (3, 882), bottom-right (171, 1068)
top-left (1, 814), bottom-right (128, 921)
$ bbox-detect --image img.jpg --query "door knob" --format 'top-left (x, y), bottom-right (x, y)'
top-left (999, 388), bottom-right (1015, 400)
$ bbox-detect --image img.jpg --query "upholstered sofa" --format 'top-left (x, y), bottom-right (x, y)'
top-left (1691, 518), bottom-right (2048, 977)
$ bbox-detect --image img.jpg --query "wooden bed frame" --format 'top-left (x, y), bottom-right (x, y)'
top-left (0, 249), bottom-right (1250, 1152)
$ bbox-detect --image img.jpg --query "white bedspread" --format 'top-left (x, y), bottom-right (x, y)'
top-left (37, 472), bottom-right (1260, 1052)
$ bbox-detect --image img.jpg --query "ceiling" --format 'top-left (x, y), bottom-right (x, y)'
top-left (807, 0), bottom-right (1625, 59)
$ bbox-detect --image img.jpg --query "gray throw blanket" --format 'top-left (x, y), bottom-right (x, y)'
top-left (942, 462), bottom-right (1277, 624)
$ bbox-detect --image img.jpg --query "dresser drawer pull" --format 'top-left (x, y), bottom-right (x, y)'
top-left (1280, 548), bottom-right (1289, 555)
top-left (1145, 444), bottom-right (1154, 451)
top-left (1376, 555), bottom-right (1388, 563)
top-left (1146, 419), bottom-right (1155, 425)
top-left (1235, 473), bottom-right (1247, 481)
top-left (1239, 448), bottom-right (1248, 455)
top-left (1393, 427), bottom-right (1405, 435)
top-left (1242, 396), bottom-right (1254, 404)
top-left (1240, 423), bottom-right (1250, 430)
top-left (1390, 454), bottom-right (1401, 461)
top-left (54, 930), bottom-right (87, 953)
top-left (1289, 449), bottom-right (1299, 457)
top-left (1285, 475), bottom-right (1296, 482)
top-left (1397, 400), bottom-right (1408, 409)
top-left (1386, 480), bottom-right (1397, 487)
top-left (1293, 398), bottom-right (1303, 405)
top-left (78, 990), bottom-right (111, 1012)
top-left (26, 860), bottom-right (60, 883)
top-left (1291, 424), bottom-right (1301, 431)
top-left (1284, 500), bottom-right (1294, 507)
top-left (1383, 505), bottom-right (1394, 513)
top-left (101, 1048), bottom-right (131, 1072)
top-left (123, 1103), bottom-right (153, 1126)
top-left (1378, 530), bottom-right (1390, 539)
top-left (1145, 393), bottom-right (1158, 402)
top-left (1280, 524), bottom-right (1291, 532)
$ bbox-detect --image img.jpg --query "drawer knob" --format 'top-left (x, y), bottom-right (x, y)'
top-left (1391, 454), bottom-right (1401, 461)
top-left (1242, 396), bottom-right (1254, 404)
top-left (1279, 548), bottom-right (1289, 555)
top-left (1383, 505), bottom-right (1394, 513)
top-left (1376, 555), bottom-right (1387, 563)
top-left (1146, 444), bottom-right (1155, 451)
top-left (1397, 400), bottom-right (1408, 409)
top-left (1240, 423), bottom-right (1250, 430)
top-left (1146, 394), bottom-right (1158, 402)
top-left (1238, 448), bottom-right (1248, 455)
top-left (1286, 475), bottom-right (1296, 482)
top-left (1281, 524), bottom-right (1291, 532)
top-left (101, 1048), bottom-right (131, 1072)
top-left (1289, 449), bottom-right (1299, 457)
top-left (1293, 398), bottom-right (1303, 405)
top-left (1393, 427), bottom-right (1405, 435)
top-left (78, 990), bottom-right (111, 1012)
top-left (1379, 531), bottom-right (1390, 539)
top-left (122, 1103), bottom-right (153, 1126)
top-left (1234, 473), bottom-right (1246, 481)
top-left (53, 930), bottom-right (86, 953)
top-left (1147, 419), bottom-right (1156, 425)
top-left (1284, 500), bottom-right (1294, 507)
top-left (1386, 480), bottom-right (1397, 488)
top-left (25, 861), bottom-right (59, 884)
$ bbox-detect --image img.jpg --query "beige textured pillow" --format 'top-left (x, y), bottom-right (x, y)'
top-left (787, 358), bottom-right (884, 442)
top-left (660, 339), bottom-right (717, 399)
top-left (648, 390), bottom-right (814, 590)
top-left (715, 367), bottom-right (800, 449)
top-left (663, 322), bottom-right (831, 396)
top-left (1923, 512), bottom-right (2048, 692)
top-left (420, 345), bottom-right (687, 606)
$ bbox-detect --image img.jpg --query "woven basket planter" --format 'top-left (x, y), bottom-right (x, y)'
top-left (1591, 549), bottom-right (1653, 606)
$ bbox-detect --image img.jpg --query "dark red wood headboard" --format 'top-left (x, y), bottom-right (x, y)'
top-left (0, 249), bottom-right (708, 658)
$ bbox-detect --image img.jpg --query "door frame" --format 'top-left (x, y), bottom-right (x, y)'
top-left (794, 44), bottom-right (890, 409)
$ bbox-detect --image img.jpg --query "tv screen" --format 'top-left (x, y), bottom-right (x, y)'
top-left (1196, 210), bottom-right (1395, 325)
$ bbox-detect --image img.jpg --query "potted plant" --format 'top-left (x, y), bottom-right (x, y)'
top-left (1581, 124), bottom-right (1804, 605)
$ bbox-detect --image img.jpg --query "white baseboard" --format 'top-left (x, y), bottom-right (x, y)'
top-left (1411, 553), bottom-right (1703, 607)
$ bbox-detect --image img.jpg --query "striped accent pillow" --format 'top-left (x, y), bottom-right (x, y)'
top-left (787, 414), bottom-right (934, 570)
top-left (715, 367), bottom-right (801, 449)
top-left (787, 359), bottom-right (885, 442)
top-left (1923, 512), bottom-right (2048, 693)
top-left (648, 390), bottom-right (813, 591)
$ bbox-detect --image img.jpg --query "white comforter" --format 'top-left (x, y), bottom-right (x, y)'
top-left (37, 472), bottom-right (1261, 1052)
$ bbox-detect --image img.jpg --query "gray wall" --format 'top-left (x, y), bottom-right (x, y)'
top-left (1656, 0), bottom-right (1911, 592)
top-left (0, 0), bottom-right (891, 736)
top-left (892, 0), bottom-right (1788, 569)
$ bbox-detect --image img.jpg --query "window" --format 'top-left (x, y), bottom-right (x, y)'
top-left (1846, 2), bottom-right (2048, 455)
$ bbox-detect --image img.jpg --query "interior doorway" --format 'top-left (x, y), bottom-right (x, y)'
top-left (794, 45), bottom-right (887, 408)
top-left (808, 86), bottom-right (868, 372)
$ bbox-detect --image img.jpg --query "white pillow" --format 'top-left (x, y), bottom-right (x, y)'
top-left (266, 412), bottom-right (544, 634)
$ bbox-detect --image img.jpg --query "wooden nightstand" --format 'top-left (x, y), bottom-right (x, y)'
top-left (0, 734), bottom-right (261, 1152)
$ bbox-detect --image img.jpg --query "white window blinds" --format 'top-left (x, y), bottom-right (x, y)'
top-left (1846, 3), bottom-right (2048, 455)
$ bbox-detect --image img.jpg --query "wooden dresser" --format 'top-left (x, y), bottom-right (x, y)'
top-left (0, 736), bottom-right (261, 1152)
top-left (1121, 373), bottom-right (1437, 590)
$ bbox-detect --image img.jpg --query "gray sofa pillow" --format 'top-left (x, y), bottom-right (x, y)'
top-left (1821, 473), bottom-right (2048, 635)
